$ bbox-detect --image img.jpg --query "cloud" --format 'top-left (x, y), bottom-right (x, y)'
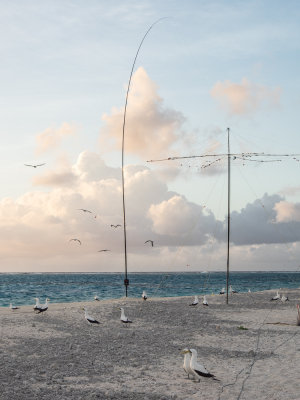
top-left (35, 122), bottom-right (76, 155)
top-left (100, 67), bottom-right (188, 160)
top-left (210, 78), bottom-right (281, 115)
top-left (274, 200), bottom-right (300, 223)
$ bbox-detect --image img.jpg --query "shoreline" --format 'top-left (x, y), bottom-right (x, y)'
top-left (1, 289), bottom-right (300, 399)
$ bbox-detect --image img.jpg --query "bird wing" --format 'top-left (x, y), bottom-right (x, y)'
top-left (193, 361), bottom-right (213, 377)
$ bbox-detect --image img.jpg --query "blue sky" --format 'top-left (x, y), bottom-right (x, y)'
top-left (1, 0), bottom-right (300, 272)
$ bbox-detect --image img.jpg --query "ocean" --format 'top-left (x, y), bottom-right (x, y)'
top-left (1, 271), bottom-right (300, 307)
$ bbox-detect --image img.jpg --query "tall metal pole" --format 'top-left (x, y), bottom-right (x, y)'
top-left (226, 127), bottom-right (231, 304)
top-left (121, 19), bottom-right (166, 297)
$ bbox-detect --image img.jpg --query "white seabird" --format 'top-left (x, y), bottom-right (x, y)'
top-left (120, 307), bottom-right (132, 323)
top-left (142, 290), bottom-right (147, 300)
top-left (189, 296), bottom-right (199, 306)
top-left (271, 291), bottom-right (280, 301)
top-left (9, 303), bottom-right (19, 310)
top-left (181, 348), bottom-right (194, 379)
top-left (37, 298), bottom-right (50, 313)
top-left (189, 349), bottom-right (217, 382)
top-left (219, 287), bottom-right (225, 295)
top-left (83, 307), bottom-right (100, 324)
top-left (94, 295), bottom-right (100, 301)
top-left (203, 296), bottom-right (208, 306)
top-left (248, 289), bottom-right (251, 293)
top-left (33, 298), bottom-right (41, 311)
top-left (281, 294), bottom-right (289, 302)
top-left (229, 285), bottom-right (238, 294)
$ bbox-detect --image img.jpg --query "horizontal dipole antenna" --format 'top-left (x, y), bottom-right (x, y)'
top-left (147, 153), bottom-right (300, 163)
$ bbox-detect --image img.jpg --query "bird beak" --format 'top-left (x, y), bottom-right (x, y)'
top-left (180, 349), bottom-right (189, 354)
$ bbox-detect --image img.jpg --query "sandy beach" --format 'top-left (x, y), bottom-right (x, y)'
top-left (1, 289), bottom-right (300, 400)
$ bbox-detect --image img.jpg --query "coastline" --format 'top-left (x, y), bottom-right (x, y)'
top-left (1, 289), bottom-right (300, 399)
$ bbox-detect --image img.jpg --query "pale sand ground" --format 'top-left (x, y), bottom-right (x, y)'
top-left (1, 289), bottom-right (300, 400)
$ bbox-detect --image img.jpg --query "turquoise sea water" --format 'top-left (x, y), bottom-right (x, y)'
top-left (0, 271), bottom-right (300, 307)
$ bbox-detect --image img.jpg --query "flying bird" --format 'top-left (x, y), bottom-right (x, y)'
top-left (24, 163), bottom-right (45, 168)
top-left (69, 238), bottom-right (81, 245)
top-left (144, 240), bottom-right (154, 247)
top-left (83, 307), bottom-right (100, 324)
top-left (77, 208), bottom-right (92, 213)
top-left (111, 224), bottom-right (121, 228)
top-left (98, 249), bottom-right (110, 252)
top-left (120, 307), bottom-right (132, 323)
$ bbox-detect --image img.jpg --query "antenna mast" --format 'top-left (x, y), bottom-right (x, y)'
top-left (226, 128), bottom-right (231, 305)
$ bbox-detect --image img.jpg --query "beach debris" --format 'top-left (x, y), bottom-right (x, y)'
top-left (83, 307), bottom-right (100, 324)
top-left (219, 287), bottom-right (225, 295)
top-left (9, 303), bottom-right (19, 310)
top-left (237, 326), bottom-right (248, 330)
top-left (229, 285), bottom-right (238, 294)
top-left (142, 290), bottom-right (147, 300)
top-left (24, 163), bottom-right (45, 168)
top-left (120, 307), bottom-right (132, 323)
top-left (69, 238), bottom-right (81, 245)
top-left (189, 296), bottom-right (199, 306)
top-left (297, 305), bottom-right (300, 326)
top-left (202, 296), bottom-right (208, 306)
top-left (181, 348), bottom-right (193, 379)
top-left (271, 291), bottom-right (280, 301)
top-left (111, 224), bottom-right (121, 228)
top-left (189, 349), bottom-right (218, 382)
top-left (94, 295), bottom-right (100, 301)
top-left (36, 298), bottom-right (50, 313)
top-left (144, 240), bottom-right (154, 247)
top-left (281, 294), bottom-right (289, 302)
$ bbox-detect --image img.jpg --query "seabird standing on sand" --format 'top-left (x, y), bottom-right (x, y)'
top-left (181, 349), bottom-right (194, 379)
top-left (189, 349), bottom-right (217, 382)
top-left (34, 298), bottom-right (41, 311)
top-left (142, 290), bottom-right (147, 300)
top-left (37, 298), bottom-right (50, 313)
top-left (271, 291), bottom-right (280, 301)
top-left (83, 307), bottom-right (100, 324)
top-left (189, 296), bottom-right (199, 306)
top-left (120, 307), bottom-right (132, 323)
top-left (219, 288), bottom-right (225, 295)
top-left (9, 303), bottom-right (19, 310)
top-left (248, 289), bottom-right (251, 293)
top-left (94, 295), bottom-right (100, 301)
top-left (281, 294), bottom-right (289, 302)
top-left (144, 240), bottom-right (154, 247)
top-left (229, 285), bottom-right (238, 294)
top-left (203, 296), bottom-right (208, 306)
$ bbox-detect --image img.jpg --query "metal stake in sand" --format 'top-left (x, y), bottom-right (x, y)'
top-left (147, 128), bottom-right (300, 304)
top-left (121, 18), bottom-right (167, 297)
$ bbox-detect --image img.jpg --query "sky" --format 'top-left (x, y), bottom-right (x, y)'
top-left (1, 0), bottom-right (300, 272)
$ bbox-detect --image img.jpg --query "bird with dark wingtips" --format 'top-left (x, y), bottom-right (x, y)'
top-left (98, 249), bottom-right (110, 252)
top-left (77, 208), bottom-right (92, 213)
top-left (144, 240), bottom-right (154, 247)
top-left (24, 163), bottom-right (45, 168)
top-left (69, 238), bottom-right (81, 245)
top-left (111, 224), bottom-right (121, 228)
top-left (83, 307), bottom-right (100, 324)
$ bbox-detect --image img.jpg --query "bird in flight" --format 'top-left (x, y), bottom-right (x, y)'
top-left (77, 208), bottom-right (92, 213)
top-left (98, 249), bottom-right (110, 252)
top-left (24, 163), bottom-right (45, 168)
top-left (111, 224), bottom-right (121, 228)
top-left (144, 240), bottom-right (154, 247)
top-left (69, 238), bottom-right (81, 245)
